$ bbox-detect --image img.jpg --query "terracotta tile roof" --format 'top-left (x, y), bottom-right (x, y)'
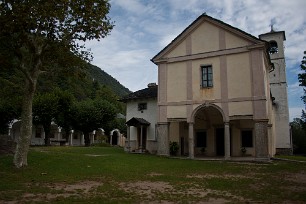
top-left (119, 85), bottom-right (157, 102)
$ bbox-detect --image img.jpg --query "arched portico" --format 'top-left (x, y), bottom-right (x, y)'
top-left (110, 129), bottom-right (120, 146)
top-left (188, 103), bottom-right (230, 159)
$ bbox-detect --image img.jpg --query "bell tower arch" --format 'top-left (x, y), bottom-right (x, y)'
top-left (259, 29), bottom-right (291, 154)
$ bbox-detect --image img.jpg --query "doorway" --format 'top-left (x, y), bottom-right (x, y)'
top-left (216, 128), bottom-right (225, 156)
top-left (137, 127), bottom-right (147, 149)
top-left (180, 137), bottom-right (185, 156)
top-left (112, 131), bottom-right (118, 145)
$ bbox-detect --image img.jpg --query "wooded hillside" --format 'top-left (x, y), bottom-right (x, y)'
top-left (87, 64), bottom-right (130, 97)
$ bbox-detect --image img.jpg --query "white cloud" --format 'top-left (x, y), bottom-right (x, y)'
top-left (289, 107), bottom-right (304, 121)
top-left (84, 0), bottom-right (306, 121)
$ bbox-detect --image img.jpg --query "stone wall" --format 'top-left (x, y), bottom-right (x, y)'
top-left (275, 148), bottom-right (293, 155)
top-left (0, 135), bottom-right (16, 155)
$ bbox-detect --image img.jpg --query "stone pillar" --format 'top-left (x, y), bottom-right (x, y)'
top-left (110, 132), bottom-right (113, 145)
top-left (81, 133), bottom-right (84, 146)
top-left (69, 130), bottom-right (73, 146)
top-left (91, 131), bottom-right (95, 145)
top-left (188, 122), bottom-right (194, 159)
top-left (255, 120), bottom-right (269, 160)
top-left (127, 126), bottom-right (131, 152)
top-left (157, 123), bottom-right (169, 156)
top-left (8, 126), bottom-right (12, 138)
top-left (140, 126), bottom-right (143, 151)
top-left (58, 127), bottom-right (62, 140)
top-left (224, 122), bottom-right (231, 160)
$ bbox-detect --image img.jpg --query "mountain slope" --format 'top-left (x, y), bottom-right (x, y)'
top-left (87, 64), bottom-right (131, 97)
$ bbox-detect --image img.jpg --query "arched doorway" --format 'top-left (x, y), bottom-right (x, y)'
top-left (112, 131), bottom-right (118, 145)
top-left (192, 104), bottom-right (226, 158)
top-left (110, 129), bottom-right (120, 146)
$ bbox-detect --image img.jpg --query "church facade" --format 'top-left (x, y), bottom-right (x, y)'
top-left (122, 14), bottom-right (291, 160)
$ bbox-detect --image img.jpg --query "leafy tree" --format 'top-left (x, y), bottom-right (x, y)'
top-left (296, 51), bottom-right (306, 154)
top-left (298, 51), bottom-right (306, 120)
top-left (112, 118), bottom-right (127, 136)
top-left (71, 99), bottom-right (117, 146)
top-left (0, 0), bottom-right (114, 168)
top-left (53, 89), bottom-right (75, 141)
top-left (33, 92), bottom-right (60, 145)
top-left (0, 37), bottom-right (23, 134)
top-left (87, 64), bottom-right (131, 97)
top-left (290, 118), bottom-right (306, 154)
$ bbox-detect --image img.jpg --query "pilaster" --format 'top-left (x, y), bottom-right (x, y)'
top-left (224, 122), bottom-right (231, 160)
top-left (157, 123), bottom-right (169, 156)
top-left (255, 120), bottom-right (270, 160)
top-left (188, 122), bottom-right (194, 159)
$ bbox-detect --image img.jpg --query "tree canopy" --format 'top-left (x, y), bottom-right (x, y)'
top-left (0, 0), bottom-right (114, 168)
top-left (298, 51), bottom-right (306, 125)
top-left (71, 99), bottom-right (117, 146)
top-left (294, 50), bottom-right (306, 154)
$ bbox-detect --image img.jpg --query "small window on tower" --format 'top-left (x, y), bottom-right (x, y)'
top-left (268, 41), bottom-right (278, 54)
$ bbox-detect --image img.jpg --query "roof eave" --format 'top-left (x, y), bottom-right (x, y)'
top-left (151, 14), bottom-right (265, 64)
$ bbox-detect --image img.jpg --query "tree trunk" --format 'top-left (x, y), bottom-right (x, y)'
top-left (12, 36), bottom-right (43, 168)
top-left (13, 81), bottom-right (35, 168)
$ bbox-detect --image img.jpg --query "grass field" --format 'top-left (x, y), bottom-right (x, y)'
top-left (0, 146), bottom-right (305, 203)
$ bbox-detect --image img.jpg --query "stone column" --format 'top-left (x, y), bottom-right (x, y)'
top-left (58, 127), bottom-right (62, 140)
top-left (157, 122), bottom-right (169, 156)
top-left (140, 126), bottom-right (143, 151)
top-left (127, 126), bottom-right (131, 152)
top-left (69, 130), bottom-right (73, 146)
top-left (91, 131), bottom-right (95, 145)
top-left (224, 122), bottom-right (231, 160)
top-left (254, 120), bottom-right (269, 160)
top-left (188, 122), bottom-right (194, 159)
top-left (110, 132), bottom-right (113, 145)
top-left (81, 133), bottom-right (84, 146)
top-left (56, 127), bottom-right (60, 140)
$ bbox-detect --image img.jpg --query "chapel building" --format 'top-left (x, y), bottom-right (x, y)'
top-left (121, 14), bottom-right (291, 160)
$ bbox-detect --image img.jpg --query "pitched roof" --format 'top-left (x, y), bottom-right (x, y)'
top-left (151, 13), bottom-right (266, 63)
top-left (126, 117), bottom-right (150, 126)
top-left (119, 85), bottom-right (157, 102)
top-left (259, 30), bottom-right (286, 40)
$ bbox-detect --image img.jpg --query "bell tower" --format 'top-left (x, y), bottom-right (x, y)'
top-left (259, 28), bottom-right (292, 154)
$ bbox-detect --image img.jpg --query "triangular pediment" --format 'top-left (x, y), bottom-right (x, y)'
top-left (152, 14), bottom-right (265, 64)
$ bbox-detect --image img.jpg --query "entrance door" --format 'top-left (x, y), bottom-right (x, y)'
top-left (137, 127), bottom-right (147, 149)
top-left (216, 128), bottom-right (225, 156)
top-left (180, 137), bottom-right (184, 156)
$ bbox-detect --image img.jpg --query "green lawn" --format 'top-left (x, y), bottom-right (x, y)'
top-left (0, 146), bottom-right (305, 203)
top-left (276, 155), bottom-right (306, 162)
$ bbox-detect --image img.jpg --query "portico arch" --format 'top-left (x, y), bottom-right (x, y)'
top-left (188, 103), bottom-right (230, 159)
top-left (189, 103), bottom-right (227, 123)
top-left (110, 129), bottom-right (120, 146)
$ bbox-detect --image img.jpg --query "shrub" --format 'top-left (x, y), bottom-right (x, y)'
top-left (169, 141), bottom-right (179, 156)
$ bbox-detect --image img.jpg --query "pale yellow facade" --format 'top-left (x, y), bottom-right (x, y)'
top-left (150, 14), bottom-right (289, 159)
top-left (167, 62), bottom-right (187, 102)
top-left (191, 22), bottom-right (219, 54)
top-left (227, 53), bottom-right (252, 99)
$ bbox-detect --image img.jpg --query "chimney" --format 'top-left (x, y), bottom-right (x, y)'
top-left (147, 83), bottom-right (157, 88)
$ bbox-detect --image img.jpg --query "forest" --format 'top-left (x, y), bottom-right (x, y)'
top-left (0, 38), bottom-right (130, 144)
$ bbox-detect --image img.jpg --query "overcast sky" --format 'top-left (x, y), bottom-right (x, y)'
top-left (86, 0), bottom-right (306, 121)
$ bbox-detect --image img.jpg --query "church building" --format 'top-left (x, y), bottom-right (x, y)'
top-left (121, 14), bottom-right (291, 160)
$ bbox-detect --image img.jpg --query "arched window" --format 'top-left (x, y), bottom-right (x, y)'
top-left (268, 41), bottom-right (278, 54)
